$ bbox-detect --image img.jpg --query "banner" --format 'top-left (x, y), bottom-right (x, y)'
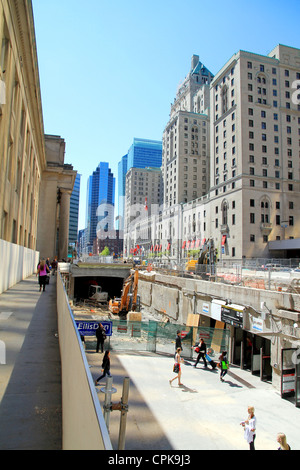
top-left (75, 320), bottom-right (112, 337)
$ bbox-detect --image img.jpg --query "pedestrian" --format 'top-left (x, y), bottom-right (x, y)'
top-left (277, 432), bottom-right (291, 450)
top-left (240, 406), bottom-right (256, 450)
top-left (175, 330), bottom-right (182, 352)
top-left (219, 351), bottom-right (229, 381)
top-left (169, 347), bottom-right (183, 386)
top-left (96, 323), bottom-right (106, 353)
top-left (193, 338), bottom-right (207, 368)
top-left (37, 259), bottom-right (50, 292)
top-left (51, 257), bottom-right (57, 275)
top-left (95, 351), bottom-right (111, 385)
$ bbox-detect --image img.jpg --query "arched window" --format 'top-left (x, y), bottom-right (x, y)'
top-left (260, 196), bottom-right (270, 223)
top-left (256, 73), bottom-right (269, 105)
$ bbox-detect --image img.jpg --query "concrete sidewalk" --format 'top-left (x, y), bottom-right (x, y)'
top-left (0, 275), bottom-right (62, 450)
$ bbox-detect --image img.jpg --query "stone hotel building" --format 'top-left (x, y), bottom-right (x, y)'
top-left (125, 46), bottom-right (300, 262)
top-left (208, 45), bottom-right (300, 260)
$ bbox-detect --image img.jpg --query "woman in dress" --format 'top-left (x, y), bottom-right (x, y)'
top-left (169, 347), bottom-right (183, 386)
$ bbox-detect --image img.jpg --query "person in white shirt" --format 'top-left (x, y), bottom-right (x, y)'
top-left (240, 406), bottom-right (256, 450)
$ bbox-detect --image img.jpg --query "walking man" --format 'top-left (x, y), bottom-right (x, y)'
top-left (175, 330), bottom-right (183, 352)
top-left (193, 338), bottom-right (207, 368)
top-left (96, 323), bottom-right (106, 353)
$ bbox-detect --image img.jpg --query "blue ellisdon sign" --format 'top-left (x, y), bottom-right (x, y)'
top-left (75, 320), bottom-right (112, 337)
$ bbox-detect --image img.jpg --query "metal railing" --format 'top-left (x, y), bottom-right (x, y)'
top-left (138, 259), bottom-right (300, 292)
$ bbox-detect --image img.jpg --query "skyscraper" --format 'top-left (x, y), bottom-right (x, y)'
top-left (127, 138), bottom-right (162, 170)
top-left (69, 173), bottom-right (81, 248)
top-left (125, 45), bottom-right (300, 260)
top-left (86, 162), bottom-right (115, 249)
top-left (117, 154), bottom-right (128, 231)
top-left (162, 55), bottom-right (214, 207)
top-left (117, 138), bottom-right (162, 236)
top-left (208, 44), bottom-right (300, 258)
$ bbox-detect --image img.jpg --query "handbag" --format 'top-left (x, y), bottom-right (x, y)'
top-left (195, 347), bottom-right (200, 353)
top-left (173, 363), bottom-right (179, 373)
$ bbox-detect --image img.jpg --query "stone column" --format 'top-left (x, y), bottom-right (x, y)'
top-left (58, 188), bottom-right (71, 261)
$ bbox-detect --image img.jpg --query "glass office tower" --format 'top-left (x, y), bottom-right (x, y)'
top-left (86, 162), bottom-right (115, 248)
top-left (117, 154), bottom-right (128, 231)
top-left (117, 139), bottom-right (162, 231)
top-left (69, 173), bottom-right (81, 243)
top-left (127, 138), bottom-right (162, 171)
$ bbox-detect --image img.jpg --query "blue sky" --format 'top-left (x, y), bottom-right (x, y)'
top-left (32, 0), bottom-right (300, 230)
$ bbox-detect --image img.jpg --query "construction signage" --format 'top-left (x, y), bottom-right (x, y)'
top-left (76, 320), bottom-right (112, 337)
top-left (221, 306), bottom-right (243, 329)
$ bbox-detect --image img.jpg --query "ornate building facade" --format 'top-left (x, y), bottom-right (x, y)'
top-left (0, 1), bottom-right (76, 276)
top-left (125, 47), bottom-right (300, 261)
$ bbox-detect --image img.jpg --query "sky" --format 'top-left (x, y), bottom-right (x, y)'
top-left (32, 0), bottom-right (300, 231)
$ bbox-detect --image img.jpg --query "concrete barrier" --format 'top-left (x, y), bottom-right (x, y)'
top-left (56, 271), bottom-right (112, 450)
top-left (0, 239), bottom-right (39, 294)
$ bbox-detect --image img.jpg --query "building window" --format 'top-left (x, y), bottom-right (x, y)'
top-left (221, 85), bottom-right (229, 114)
top-left (221, 200), bottom-right (228, 226)
top-left (261, 197), bottom-right (270, 223)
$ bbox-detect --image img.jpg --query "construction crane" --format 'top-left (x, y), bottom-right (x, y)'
top-left (108, 270), bottom-right (140, 317)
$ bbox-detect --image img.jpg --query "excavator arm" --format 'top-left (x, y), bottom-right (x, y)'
top-left (109, 269), bottom-right (139, 316)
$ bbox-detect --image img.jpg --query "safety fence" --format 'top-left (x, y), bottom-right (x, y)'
top-left (84, 320), bottom-right (230, 364)
top-left (139, 261), bottom-right (300, 293)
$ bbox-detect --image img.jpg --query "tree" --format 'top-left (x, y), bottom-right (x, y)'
top-left (100, 246), bottom-right (110, 256)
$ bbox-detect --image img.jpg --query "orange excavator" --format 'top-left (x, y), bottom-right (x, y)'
top-left (108, 270), bottom-right (140, 317)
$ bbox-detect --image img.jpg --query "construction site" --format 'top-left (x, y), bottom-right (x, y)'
top-left (57, 256), bottom-right (300, 404)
